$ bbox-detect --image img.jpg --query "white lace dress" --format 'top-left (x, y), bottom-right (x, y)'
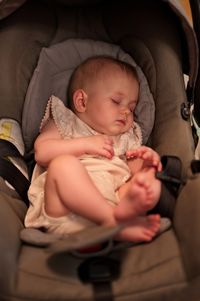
top-left (25, 95), bottom-right (142, 236)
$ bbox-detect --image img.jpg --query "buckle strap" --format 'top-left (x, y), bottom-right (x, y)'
top-left (0, 139), bottom-right (30, 205)
top-left (78, 257), bottom-right (120, 301)
top-left (0, 139), bottom-right (23, 158)
top-left (191, 160), bottom-right (200, 174)
top-left (156, 155), bottom-right (185, 192)
top-left (150, 155), bottom-right (184, 219)
top-left (0, 157), bottom-right (30, 205)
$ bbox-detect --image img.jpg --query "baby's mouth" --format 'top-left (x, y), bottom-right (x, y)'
top-left (116, 119), bottom-right (126, 126)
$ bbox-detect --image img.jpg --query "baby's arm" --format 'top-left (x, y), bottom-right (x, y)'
top-left (126, 146), bottom-right (162, 174)
top-left (34, 119), bottom-right (114, 167)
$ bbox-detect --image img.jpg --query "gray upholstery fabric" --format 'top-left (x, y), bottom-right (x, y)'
top-left (22, 39), bottom-right (155, 151)
top-left (0, 0), bottom-right (26, 20)
top-left (1, 1), bottom-right (200, 300)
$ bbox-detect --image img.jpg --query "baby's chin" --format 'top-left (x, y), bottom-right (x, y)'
top-left (92, 124), bottom-right (130, 136)
top-left (100, 129), bottom-right (128, 136)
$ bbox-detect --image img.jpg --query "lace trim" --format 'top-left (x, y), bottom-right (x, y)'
top-left (40, 95), bottom-right (143, 152)
top-left (40, 95), bottom-right (74, 139)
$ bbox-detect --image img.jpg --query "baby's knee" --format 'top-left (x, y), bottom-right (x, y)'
top-left (48, 155), bottom-right (79, 176)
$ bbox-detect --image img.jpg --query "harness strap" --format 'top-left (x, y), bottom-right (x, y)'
top-left (0, 139), bottom-right (23, 158)
top-left (152, 155), bottom-right (184, 218)
top-left (156, 155), bottom-right (184, 189)
top-left (78, 257), bottom-right (120, 301)
top-left (191, 159), bottom-right (200, 174)
top-left (0, 139), bottom-right (30, 205)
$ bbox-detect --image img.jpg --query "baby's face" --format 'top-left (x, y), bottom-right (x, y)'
top-left (81, 68), bottom-right (139, 136)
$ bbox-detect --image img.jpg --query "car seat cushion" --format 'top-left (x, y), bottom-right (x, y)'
top-left (22, 38), bottom-right (155, 152)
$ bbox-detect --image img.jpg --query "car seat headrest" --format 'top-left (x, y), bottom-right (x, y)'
top-left (22, 39), bottom-right (155, 152)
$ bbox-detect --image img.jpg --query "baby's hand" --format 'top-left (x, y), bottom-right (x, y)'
top-left (126, 146), bottom-right (162, 171)
top-left (84, 135), bottom-right (114, 159)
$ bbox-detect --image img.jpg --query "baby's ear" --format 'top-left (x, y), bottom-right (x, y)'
top-left (73, 89), bottom-right (88, 112)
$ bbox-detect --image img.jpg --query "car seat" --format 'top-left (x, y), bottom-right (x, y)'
top-left (0, 0), bottom-right (200, 300)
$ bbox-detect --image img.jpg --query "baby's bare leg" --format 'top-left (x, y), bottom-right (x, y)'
top-left (115, 168), bottom-right (161, 222)
top-left (45, 156), bottom-right (160, 243)
top-left (45, 155), bottom-right (116, 226)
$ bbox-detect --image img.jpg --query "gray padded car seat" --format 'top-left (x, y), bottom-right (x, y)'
top-left (0, 1), bottom-right (200, 300)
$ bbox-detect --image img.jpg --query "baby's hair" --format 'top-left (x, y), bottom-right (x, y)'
top-left (67, 56), bottom-right (138, 111)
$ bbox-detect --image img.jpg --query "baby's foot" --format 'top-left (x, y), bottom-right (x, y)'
top-left (116, 214), bottom-right (161, 242)
top-left (115, 171), bottom-right (161, 221)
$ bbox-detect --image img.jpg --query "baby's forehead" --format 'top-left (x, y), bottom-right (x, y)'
top-left (99, 62), bottom-right (123, 73)
top-left (80, 59), bottom-right (138, 90)
top-left (96, 63), bottom-right (133, 79)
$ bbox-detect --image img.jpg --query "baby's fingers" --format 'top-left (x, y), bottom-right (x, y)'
top-left (142, 152), bottom-right (162, 171)
top-left (156, 161), bottom-right (163, 172)
top-left (100, 148), bottom-right (114, 159)
top-left (126, 148), bottom-right (149, 159)
top-left (97, 143), bottom-right (114, 159)
top-left (126, 147), bottom-right (162, 170)
top-left (141, 150), bottom-right (157, 161)
top-left (126, 149), bottom-right (138, 159)
top-left (105, 144), bottom-right (114, 157)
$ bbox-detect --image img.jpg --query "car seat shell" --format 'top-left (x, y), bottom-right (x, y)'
top-left (0, 1), bottom-right (200, 300)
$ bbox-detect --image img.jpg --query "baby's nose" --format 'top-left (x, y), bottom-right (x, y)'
top-left (122, 107), bottom-right (131, 115)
